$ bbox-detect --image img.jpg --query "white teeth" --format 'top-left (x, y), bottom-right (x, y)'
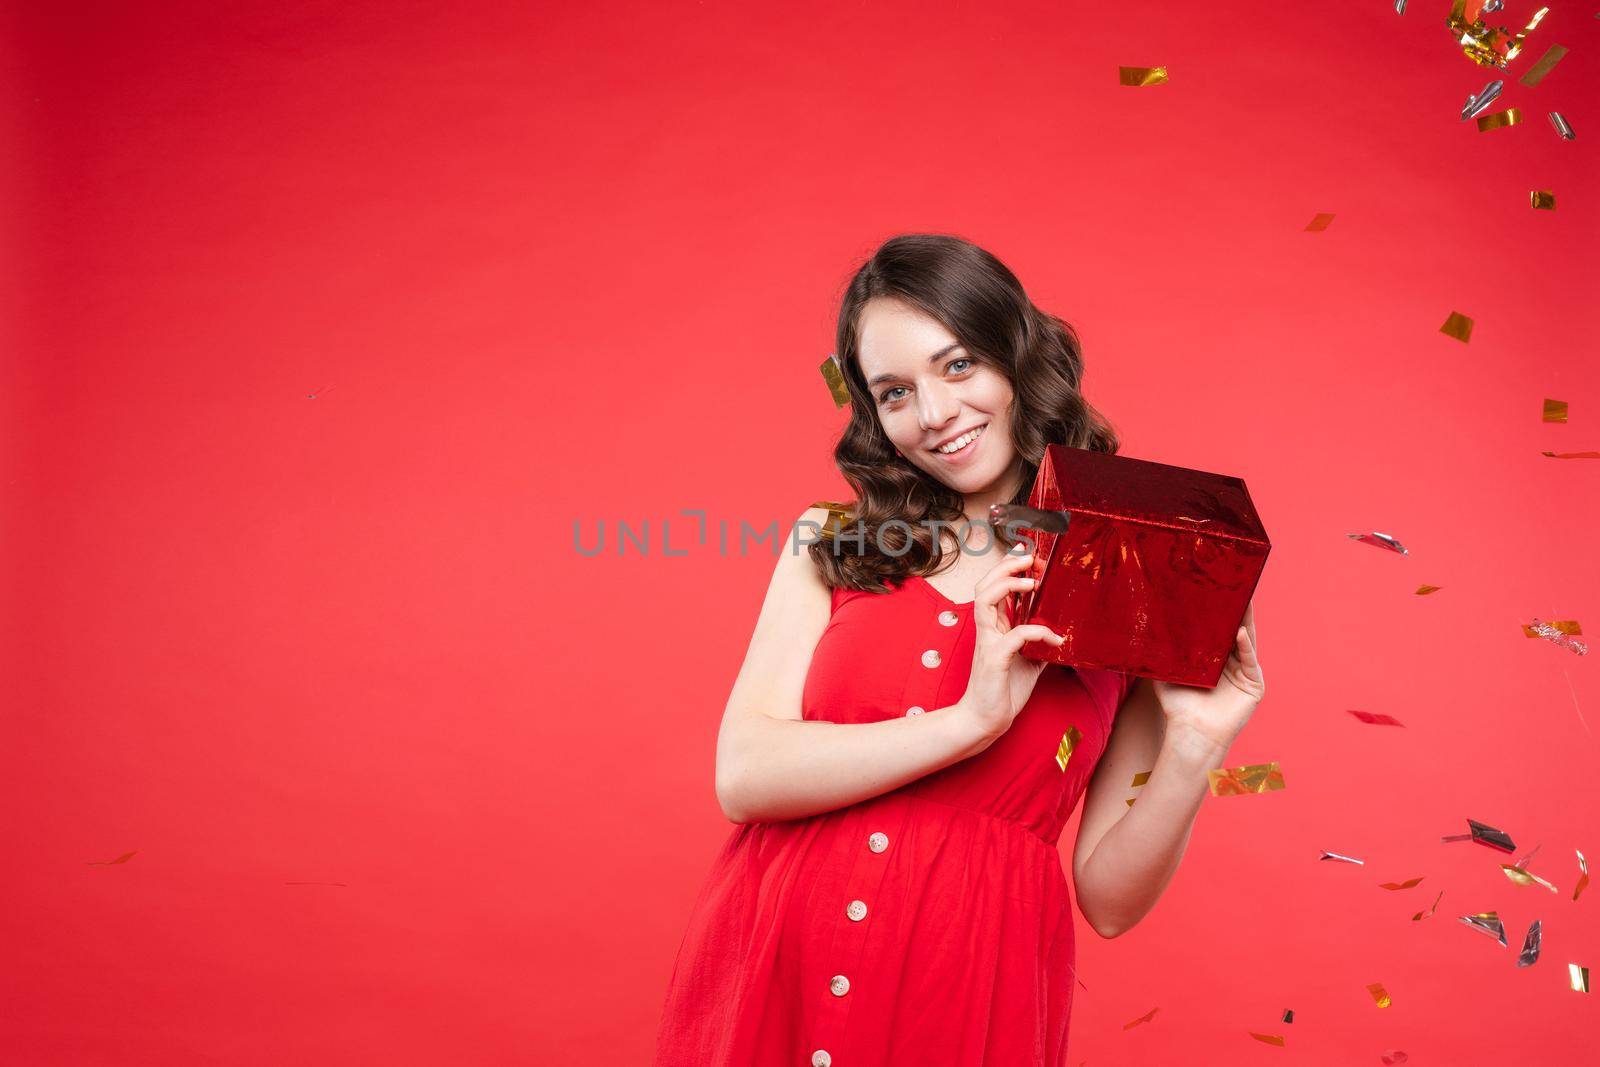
top-left (936, 425), bottom-right (985, 454)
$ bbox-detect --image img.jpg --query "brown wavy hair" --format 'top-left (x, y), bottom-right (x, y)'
top-left (810, 233), bottom-right (1122, 593)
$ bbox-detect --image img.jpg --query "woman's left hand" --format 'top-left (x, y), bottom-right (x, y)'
top-left (1151, 598), bottom-right (1264, 752)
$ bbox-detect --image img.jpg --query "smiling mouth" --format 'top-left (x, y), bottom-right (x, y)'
top-left (932, 424), bottom-right (986, 455)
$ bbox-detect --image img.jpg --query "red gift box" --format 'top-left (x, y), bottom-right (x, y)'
top-left (1009, 445), bottom-right (1270, 687)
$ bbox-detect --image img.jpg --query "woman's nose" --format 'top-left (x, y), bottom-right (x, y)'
top-left (917, 382), bottom-right (960, 431)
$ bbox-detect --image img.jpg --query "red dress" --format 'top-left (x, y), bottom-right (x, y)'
top-left (654, 573), bottom-right (1133, 1067)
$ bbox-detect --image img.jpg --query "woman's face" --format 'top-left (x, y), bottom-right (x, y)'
top-left (854, 296), bottom-right (1023, 501)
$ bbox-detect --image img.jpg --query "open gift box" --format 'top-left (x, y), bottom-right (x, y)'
top-left (1005, 444), bottom-right (1270, 688)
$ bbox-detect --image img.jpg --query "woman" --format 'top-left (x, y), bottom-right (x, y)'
top-left (653, 234), bottom-right (1264, 1066)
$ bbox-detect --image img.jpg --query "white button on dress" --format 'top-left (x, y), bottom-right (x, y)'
top-left (938, 609), bottom-right (960, 627)
top-left (811, 1051), bottom-right (832, 1067)
top-left (830, 974), bottom-right (851, 996)
top-left (868, 831), bottom-right (888, 853)
top-left (905, 705), bottom-right (926, 717)
top-left (921, 649), bottom-right (941, 668)
top-left (846, 899), bottom-right (868, 921)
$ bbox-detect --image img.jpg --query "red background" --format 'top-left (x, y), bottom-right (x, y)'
top-left (6, 1), bottom-right (1597, 1063)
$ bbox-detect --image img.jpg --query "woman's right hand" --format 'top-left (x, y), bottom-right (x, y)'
top-left (956, 545), bottom-right (1065, 748)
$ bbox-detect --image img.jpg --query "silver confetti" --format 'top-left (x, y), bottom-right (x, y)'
top-left (1320, 850), bottom-right (1365, 865)
top-left (1461, 79), bottom-right (1504, 121)
top-left (1347, 531), bottom-right (1408, 555)
top-left (1460, 912), bottom-right (1509, 947)
top-left (1549, 112), bottom-right (1576, 140)
top-left (1517, 919), bottom-right (1542, 967)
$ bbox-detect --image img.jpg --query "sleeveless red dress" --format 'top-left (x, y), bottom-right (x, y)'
top-left (653, 573), bottom-right (1133, 1067)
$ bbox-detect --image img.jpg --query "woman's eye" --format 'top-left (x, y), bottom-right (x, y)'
top-left (949, 358), bottom-right (973, 374)
top-left (880, 386), bottom-right (907, 404)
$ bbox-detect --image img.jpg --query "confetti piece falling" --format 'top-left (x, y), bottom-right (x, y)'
top-left (1460, 911), bottom-right (1509, 946)
top-left (1131, 771), bottom-right (1151, 787)
top-left (1541, 450), bottom-right (1600, 459)
top-left (1383, 1052), bottom-right (1410, 1065)
top-left (1367, 982), bottom-right (1392, 1008)
top-left (1250, 1033), bottom-right (1286, 1046)
top-left (1304, 213), bottom-right (1336, 232)
top-left (1476, 107), bottom-right (1522, 131)
top-left (1570, 964), bottom-right (1590, 993)
top-left (1517, 919), bottom-right (1542, 967)
top-left (1461, 78), bottom-right (1503, 119)
top-left (1416, 584), bottom-right (1442, 595)
top-left (1543, 398), bottom-right (1569, 421)
top-left (1525, 619), bottom-right (1589, 655)
top-left (1282, 1009), bottom-right (1294, 1023)
top-left (1530, 190), bottom-right (1556, 210)
top-left (1380, 877), bottom-right (1426, 891)
top-left (1548, 111), bottom-right (1575, 140)
top-left (1413, 889), bottom-right (1444, 921)
top-left (1522, 619), bottom-right (1582, 638)
top-left (1321, 850), bottom-right (1365, 865)
top-left (1574, 850), bottom-right (1589, 901)
top-left (1348, 531), bottom-right (1409, 554)
top-left (1441, 818), bottom-right (1516, 852)
top-left (1118, 66), bottom-right (1168, 87)
top-left (1055, 726), bottom-right (1083, 772)
top-left (1439, 312), bottom-right (1474, 342)
top-left (820, 353), bottom-right (849, 407)
top-left (1394, 0), bottom-right (1406, 13)
top-left (1207, 762), bottom-right (1286, 796)
top-left (86, 851), bottom-right (137, 866)
top-left (1348, 709), bottom-right (1406, 727)
top-left (1124, 1007), bottom-right (1160, 1029)
top-left (1502, 864), bottom-right (1559, 893)
top-left (1518, 44), bottom-right (1567, 86)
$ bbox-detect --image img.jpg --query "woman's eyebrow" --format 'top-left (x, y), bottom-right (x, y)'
top-left (866, 343), bottom-right (965, 388)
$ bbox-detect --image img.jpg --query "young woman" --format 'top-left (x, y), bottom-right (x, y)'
top-left (652, 234), bottom-right (1265, 1066)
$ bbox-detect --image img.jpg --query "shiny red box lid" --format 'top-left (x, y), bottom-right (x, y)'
top-left (1012, 445), bottom-right (1270, 687)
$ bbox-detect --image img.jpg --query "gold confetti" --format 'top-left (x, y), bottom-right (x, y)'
top-left (1131, 771), bottom-right (1151, 787)
top-left (1543, 398), bottom-right (1568, 421)
top-left (1446, 0), bottom-right (1550, 68)
top-left (1476, 107), bottom-right (1522, 132)
top-left (1519, 44), bottom-right (1568, 86)
top-left (1250, 1033), bottom-right (1286, 1046)
top-left (1367, 982), bottom-right (1392, 1008)
top-left (1412, 889), bottom-right (1443, 921)
top-left (1522, 619), bottom-right (1582, 637)
top-left (1501, 864), bottom-right (1559, 893)
top-left (1380, 877), bottom-right (1426, 891)
top-left (86, 851), bottom-right (137, 866)
top-left (1571, 963), bottom-right (1591, 993)
top-left (1416, 585), bottom-right (1442, 595)
top-left (810, 500), bottom-right (854, 541)
top-left (1531, 190), bottom-right (1556, 210)
top-left (1119, 66), bottom-right (1168, 87)
top-left (1123, 1006), bottom-right (1160, 1029)
top-left (1055, 726), bottom-right (1083, 772)
top-left (1440, 311), bottom-right (1475, 342)
top-left (1541, 450), bottom-right (1600, 459)
top-left (819, 353), bottom-right (850, 407)
top-left (1208, 762), bottom-right (1286, 796)
top-left (1574, 850), bottom-right (1589, 901)
top-left (1304, 213), bottom-right (1336, 232)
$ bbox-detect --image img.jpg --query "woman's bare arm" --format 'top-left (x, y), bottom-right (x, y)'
top-left (1069, 676), bottom-right (1226, 937)
top-left (714, 507), bottom-right (993, 824)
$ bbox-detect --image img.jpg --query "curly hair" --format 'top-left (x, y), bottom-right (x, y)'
top-left (809, 233), bottom-right (1121, 593)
